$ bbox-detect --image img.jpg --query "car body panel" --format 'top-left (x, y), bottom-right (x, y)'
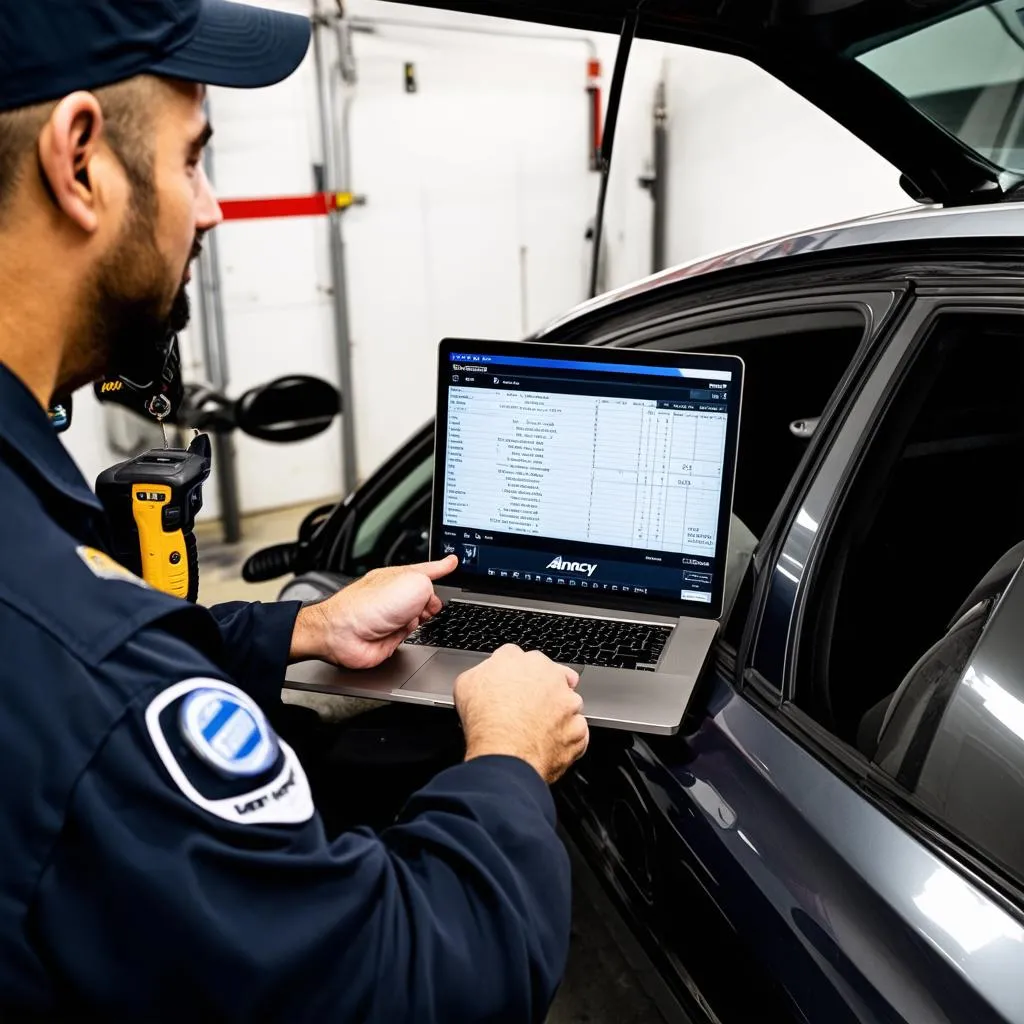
top-left (584, 675), bottom-right (1024, 1024)
top-left (540, 203), bottom-right (1024, 340)
top-left (553, 282), bottom-right (1024, 1024)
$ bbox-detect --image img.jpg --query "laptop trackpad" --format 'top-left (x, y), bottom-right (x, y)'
top-left (400, 650), bottom-right (488, 696)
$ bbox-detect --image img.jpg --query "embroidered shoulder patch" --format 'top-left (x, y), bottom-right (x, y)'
top-left (76, 545), bottom-right (150, 588)
top-left (145, 679), bottom-right (314, 826)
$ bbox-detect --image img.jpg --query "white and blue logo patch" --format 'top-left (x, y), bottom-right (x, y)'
top-left (145, 679), bottom-right (314, 827)
top-left (180, 687), bottom-right (279, 778)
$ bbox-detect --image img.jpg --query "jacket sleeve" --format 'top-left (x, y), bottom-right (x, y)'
top-left (205, 599), bottom-right (301, 710)
top-left (30, 628), bottom-right (571, 1023)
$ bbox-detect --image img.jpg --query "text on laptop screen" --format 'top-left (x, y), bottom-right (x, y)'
top-left (438, 349), bottom-right (737, 606)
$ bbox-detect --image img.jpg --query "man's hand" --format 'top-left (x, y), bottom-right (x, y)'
top-left (455, 645), bottom-right (589, 784)
top-left (289, 555), bottom-right (458, 669)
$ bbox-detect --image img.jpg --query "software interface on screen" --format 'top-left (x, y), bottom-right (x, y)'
top-left (437, 349), bottom-right (737, 606)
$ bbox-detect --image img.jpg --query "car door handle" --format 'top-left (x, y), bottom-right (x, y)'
top-left (789, 416), bottom-right (820, 440)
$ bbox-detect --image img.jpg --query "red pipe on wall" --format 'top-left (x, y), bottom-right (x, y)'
top-left (218, 191), bottom-right (354, 221)
top-left (587, 58), bottom-right (604, 171)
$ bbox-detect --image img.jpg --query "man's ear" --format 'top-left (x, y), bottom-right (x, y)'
top-left (37, 92), bottom-right (106, 234)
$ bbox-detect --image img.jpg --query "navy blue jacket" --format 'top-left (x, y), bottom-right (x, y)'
top-left (0, 365), bottom-right (570, 1021)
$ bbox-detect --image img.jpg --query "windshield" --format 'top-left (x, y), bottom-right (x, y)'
top-left (855, 1), bottom-right (1024, 174)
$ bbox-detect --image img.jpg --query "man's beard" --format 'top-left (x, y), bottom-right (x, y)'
top-left (61, 190), bottom-right (195, 394)
top-left (94, 275), bottom-right (190, 388)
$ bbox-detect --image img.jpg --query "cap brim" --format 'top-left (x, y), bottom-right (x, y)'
top-left (151, 0), bottom-right (311, 90)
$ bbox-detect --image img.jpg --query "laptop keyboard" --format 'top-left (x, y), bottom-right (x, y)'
top-left (404, 602), bottom-right (672, 670)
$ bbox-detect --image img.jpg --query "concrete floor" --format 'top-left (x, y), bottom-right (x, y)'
top-left (196, 503), bottom-right (669, 1024)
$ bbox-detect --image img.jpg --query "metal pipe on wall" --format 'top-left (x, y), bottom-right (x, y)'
top-left (652, 78), bottom-right (668, 275)
top-left (347, 16), bottom-right (597, 59)
top-left (334, 17), bottom-right (357, 190)
top-left (196, 106), bottom-right (242, 544)
top-left (313, 1), bottom-right (359, 497)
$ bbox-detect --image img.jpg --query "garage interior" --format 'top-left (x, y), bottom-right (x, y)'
top-left (63, 0), bottom-right (911, 518)
top-left (38, 0), bottom-right (1022, 1019)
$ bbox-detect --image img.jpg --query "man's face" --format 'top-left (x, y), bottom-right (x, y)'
top-left (75, 80), bottom-right (221, 389)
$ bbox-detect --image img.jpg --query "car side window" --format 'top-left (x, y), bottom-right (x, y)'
top-left (638, 309), bottom-right (866, 543)
top-left (339, 442), bottom-right (436, 577)
top-left (793, 309), bottom-right (1024, 879)
top-left (796, 311), bottom-right (1024, 739)
top-left (351, 456), bottom-right (433, 557)
top-left (635, 305), bottom-right (873, 638)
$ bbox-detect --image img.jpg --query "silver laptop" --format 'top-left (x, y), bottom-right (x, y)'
top-left (286, 338), bottom-right (744, 735)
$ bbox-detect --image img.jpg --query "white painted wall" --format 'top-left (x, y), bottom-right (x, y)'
top-left (338, 4), bottom-right (609, 478)
top-left (63, 0), bottom-right (927, 526)
top-left (188, 30), bottom-right (339, 521)
top-left (601, 40), bottom-right (909, 279)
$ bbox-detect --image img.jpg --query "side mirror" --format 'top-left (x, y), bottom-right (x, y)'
top-left (172, 375), bottom-right (341, 442)
top-left (236, 375), bottom-right (340, 443)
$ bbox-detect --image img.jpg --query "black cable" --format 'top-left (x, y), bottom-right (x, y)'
top-left (588, 4), bottom-right (645, 300)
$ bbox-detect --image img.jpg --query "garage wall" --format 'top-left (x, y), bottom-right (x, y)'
top-left (596, 40), bottom-right (910, 286)
top-left (658, 46), bottom-right (910, 266)
top-left (339, 3), bottom-right (610, 477)
top-left (63, 0), bottom-right (921, 523)
top-left (64, 0), bottom-right (614, 520)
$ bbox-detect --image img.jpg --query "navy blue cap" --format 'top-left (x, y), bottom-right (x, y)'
top-left (0, 0), bottom-right (311, 114)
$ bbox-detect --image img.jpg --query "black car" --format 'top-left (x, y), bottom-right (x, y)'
top-left (253, 3), bottom-right (1024, 1021)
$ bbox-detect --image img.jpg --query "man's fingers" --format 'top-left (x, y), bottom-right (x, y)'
top-left (563, 666), bottom-right (581, 689)
top-left (569, 715), bottom-right (590, 755)
top-left (407, 554), bottom-right (459, 581)
top-left (574, 728), bottom-right (590, 760)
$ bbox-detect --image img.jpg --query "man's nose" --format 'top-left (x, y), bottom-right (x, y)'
top-left (196, 164), bottom-right (223, 232)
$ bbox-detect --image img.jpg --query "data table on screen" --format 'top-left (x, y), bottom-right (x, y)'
top-left (443, 387), bottom-right (728, 556)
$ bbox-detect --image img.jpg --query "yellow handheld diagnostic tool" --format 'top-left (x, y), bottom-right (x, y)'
top-left (96, 435), bottom-right (212, 601)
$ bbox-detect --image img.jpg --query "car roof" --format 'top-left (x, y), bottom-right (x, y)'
top-left (391, 0), bottom-right (1022, 206)
top-left (536, 200), bottom-right (1024, 336)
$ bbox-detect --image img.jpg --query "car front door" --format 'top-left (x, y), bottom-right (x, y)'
top-left (548, 278), bottom-right (911, 1024)
top-left (584, 278), bottom-right (1024, 1024)
top-left (289, 267), bottom-right (1021, 1023)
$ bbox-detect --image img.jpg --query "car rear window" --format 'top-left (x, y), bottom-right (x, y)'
top-left (854, 1), bottom-right (1024, 174)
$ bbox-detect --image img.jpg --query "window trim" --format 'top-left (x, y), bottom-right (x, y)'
top-left (579, 283), bottom-right (900, 351)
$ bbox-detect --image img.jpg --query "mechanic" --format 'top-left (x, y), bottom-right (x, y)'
top-left (0, 1), bottom-right (589, 1020)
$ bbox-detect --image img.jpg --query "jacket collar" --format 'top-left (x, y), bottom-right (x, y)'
top-left (0, 365), bottom-right (104, 513)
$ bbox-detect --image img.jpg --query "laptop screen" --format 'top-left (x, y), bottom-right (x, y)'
top-left (431, 339), bottom-right (744, 618)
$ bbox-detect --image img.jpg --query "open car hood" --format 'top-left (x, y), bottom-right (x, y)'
top-left (386, 0), bottom-right (1024, 206)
